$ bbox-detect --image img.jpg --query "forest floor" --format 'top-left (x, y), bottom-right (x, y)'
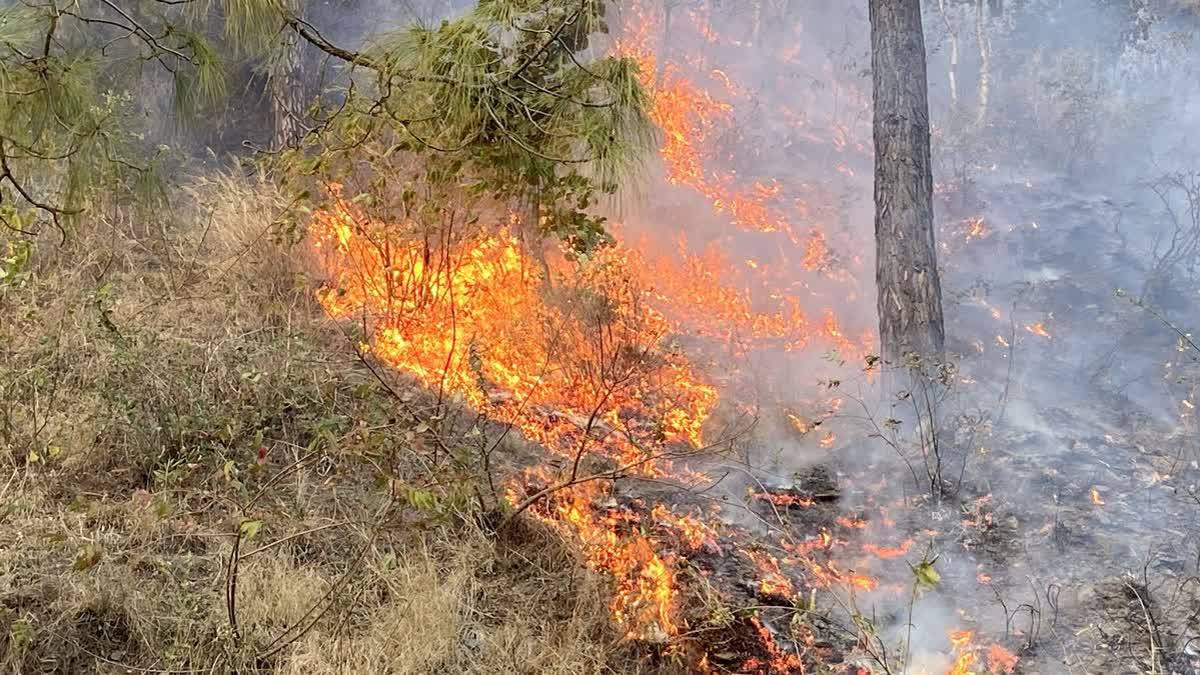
top-left (7, 166), bottom-right (1200, 675)
top-left (0, 173), bottom-right (667, 675)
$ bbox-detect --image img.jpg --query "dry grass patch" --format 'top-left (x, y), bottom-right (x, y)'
top-left (0, 169), bottom-right (662, 674)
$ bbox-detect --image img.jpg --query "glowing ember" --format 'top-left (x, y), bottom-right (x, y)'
top-left (753, 492), bottom-right (816, 508)
top-left (1025, 322), bottom-right (1051, 338)
top-left (965, 216), bottom-right (990, 240)
top-left (986, 644), bottom-right (1019, 673)
top-left (861, 539), bottom-right (914, 559)
top-left (747, 616), bottom-right (807, 673)
top-left (747, 549), bottom-right (797, 598)
top-left (786, 413), bottom-right (814, 434)
top-left (940, 628), bottom-right (1019, 675)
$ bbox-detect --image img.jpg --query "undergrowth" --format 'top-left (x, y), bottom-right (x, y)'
top-left (0, 169), bottom-right (656, 674)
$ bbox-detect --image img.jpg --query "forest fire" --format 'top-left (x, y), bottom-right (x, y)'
top-left (934, 629), bottom-right (1019, 675)
top-left (304, 1), bottom-right (978, 672)
top-left (1024, 322), bottom-right (1051, 338)
top-left (11, 0), bottom-right (1200, 671)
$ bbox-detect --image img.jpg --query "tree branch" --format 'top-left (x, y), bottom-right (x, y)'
top-left (287, 16), bottom-right (377, 70)
top-left (498, 435), bottom-right (736, 532)
top-left (506, 2), bottom-right (586, 84)
top-left (0, 138), bottom-right (81, 244)
top-left (97, 0), bottom-right (194, 63)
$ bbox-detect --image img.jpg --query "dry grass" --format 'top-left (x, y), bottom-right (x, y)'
top-left (0, 169), bottom-right (662, 674)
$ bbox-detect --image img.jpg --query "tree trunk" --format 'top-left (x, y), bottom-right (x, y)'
top-left (870, 0), bottom-right (945, 365)
top-left (937, 0), bottom-right (957, 108)
top-left (751, 0), bottom-right (762, 45)
top-left (974, 0), bottom-right (990, 126)
top-left (271, 30), bottom-right (305, 151)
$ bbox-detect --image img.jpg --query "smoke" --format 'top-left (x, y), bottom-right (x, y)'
top-left (283, 0), bottom-right (1200, 668)
top-left (603, 0), bottom-right (1200, 670)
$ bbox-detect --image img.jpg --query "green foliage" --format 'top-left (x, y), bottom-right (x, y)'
top-left (0, 0), bottom-right (652, 251)
top-left (910, 557), bottom-right (941, 590)
top-left (286, 0), bottom-right (654, 254)
top-left (0, 237), bottom-right (31, 285)
top-left (172, 30), bottom-right (230, 116)
top-left (239, 518), bottom-right (263, 539)
top-left (0, 1), bottom-right (256, 239)
top-left (72, 541), bottom-right (103, 571)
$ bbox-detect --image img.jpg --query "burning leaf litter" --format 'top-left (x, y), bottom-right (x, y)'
top-left (306, 2), bottom-right (1028, 672)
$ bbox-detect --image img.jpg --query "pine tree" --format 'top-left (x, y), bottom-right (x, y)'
top-left (0, 0), bottom-right (654, 250)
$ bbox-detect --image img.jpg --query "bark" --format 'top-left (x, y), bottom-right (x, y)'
top-left (974, 0), bottom-right (990, 126)
top-left (870, 0), bottom-right (945, 365)
top-left (751, 0), bottom-right (762, 45)
top-left (937, 0), bottom-right (957, 107)
top-left (271, 30), bottom-right (305, 151)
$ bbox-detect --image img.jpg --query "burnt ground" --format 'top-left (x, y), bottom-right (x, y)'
top-left (587, 170), bottom-right (1200, 674)
top-left (808, 170), bottom-right (1200, 674)
top-left (486, 166), bottom-right (1200, 674)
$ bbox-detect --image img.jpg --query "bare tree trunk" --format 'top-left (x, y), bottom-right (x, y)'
top-left (974, 0), bottom-right (990, 126)
top-left (870, 0), bottom-right (945, 365)
top-left (937, 0), bottom-right (957, 108)
top-left (271, 31), bottom-right (304, 150)
top-left (751, 0), bottom-right (762, 45)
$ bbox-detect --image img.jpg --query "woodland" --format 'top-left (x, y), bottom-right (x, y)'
top-left (2, 1), bottom-right (1200, 674)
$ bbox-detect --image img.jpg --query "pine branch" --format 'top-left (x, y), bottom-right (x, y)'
top-left (0, 137), bottom-right (81, 244)
top-left (287, 16), bottom-right (376, 70)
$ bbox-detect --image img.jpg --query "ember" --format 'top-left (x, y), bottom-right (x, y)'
top-left (1024, 322), bottom-right (1051, 338)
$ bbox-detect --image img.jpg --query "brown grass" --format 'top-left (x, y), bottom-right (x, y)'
top-left (0, 169), bottom-right (662, 674)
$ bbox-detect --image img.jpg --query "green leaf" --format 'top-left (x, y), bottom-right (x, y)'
top-left (8, 618), bottom-right (33, 650)
top-left (73, 543), bottom-right (103, 571)
top-left (152, 497), bottom-right (174, 519)
top-left (239, 519), bottom-right (262, 540)
top-left (911, 558), bottom-right (940, 590)
top-left (406, 488), bottom-right (436, 510)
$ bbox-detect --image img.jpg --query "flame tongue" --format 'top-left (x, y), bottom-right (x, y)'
top-left (518, 479), bottom-right (681, 641)
top-left (307, 0), bottom-right (892, 669)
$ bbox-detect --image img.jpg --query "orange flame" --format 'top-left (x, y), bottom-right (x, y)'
top-left (1025, 322), bottom-right (1051, 338)
top-left (309, 0), bottom-right (883, 661)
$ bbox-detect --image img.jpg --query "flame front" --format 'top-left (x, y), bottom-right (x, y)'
top-left (305, 1), bottom-right (913, 669)
top-left (313, 196), bottom-right (716, 460)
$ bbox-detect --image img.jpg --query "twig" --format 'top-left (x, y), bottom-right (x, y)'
top-left (498, 434), bottom-right (741, 532)
top-left (0, 137), bottom-right (80, 244)
top-left (238, 520), bottom-right (355, 561)
top-left (1125, 579), bottom-right (1162, 674)
top-left (225, 525), bottom-right (243, 642)
top-left (257, 501), bottom-right (393, 660)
